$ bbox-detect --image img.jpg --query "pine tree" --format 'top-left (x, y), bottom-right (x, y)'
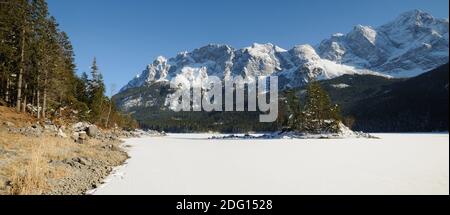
top-left (89, 57), bottom-right (103, 89)
top-left (15, 0), bottom-right (29, 111)
top-left (88, 57), bottom-right (105, 123)
top-left (75, 72), bottom-right (89, 103)
top-left (285, 89), bottom-right (303, 131)
top-left (302, 81), bottom-right (342, 133)
top-left (0, 0), bottom-right (31, 109)
top-left (1, 0), bottom-right (137, 129)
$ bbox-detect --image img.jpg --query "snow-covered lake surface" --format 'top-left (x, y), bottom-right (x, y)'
top-left (89, 133), bottom-right (449, 195)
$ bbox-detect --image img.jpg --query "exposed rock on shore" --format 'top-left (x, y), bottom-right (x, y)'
top-left (0, 116), bottom-right (164, 195)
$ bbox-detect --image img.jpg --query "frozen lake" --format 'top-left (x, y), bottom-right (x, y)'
top-left (90, 133), bottom-right (449, 195)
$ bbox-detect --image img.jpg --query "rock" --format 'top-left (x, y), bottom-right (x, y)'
top-left (73, 157), bottom-right (91, 166)
top-left (31, 123), bottom-right (41, 130)
top-left (62, 159), bottom-right (77, 167)
top-left (72, 122), bottom-right (90, 132)
top-left (44, 124), bottom-right (57, 132)
top-left (57, 128), bottom-right (67, 138)
top-left (77, 131), bottom-right (87, 144)
top-left (3, 121), bottom-right (15, 127)
top-left (15, 125), bottom-right (43, 137)
top-left (44, 120), bottom-right (53, 125)
top-left (71, 132), bottom-right (80, 140)
top-left (86, 125), bottom-right (99, 137)
top-left (5, 180), bottom-right (13, 187)
top-left (78, 131), bottom-right (87, 140)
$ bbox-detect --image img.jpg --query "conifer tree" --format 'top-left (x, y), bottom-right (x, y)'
top-left (1, 0), bottom-right (136, 129)
top-left (285, 89), bottom-right (303, 131)
top-left (88, 57), bottom-right (105, 123)
top-left (302, 81), bottom-right (341, 133)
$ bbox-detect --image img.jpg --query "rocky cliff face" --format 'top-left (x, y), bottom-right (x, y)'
top-left (117, 10), bottom-right (448, 113)
top-left (317, 10), bottom-right (449, 76)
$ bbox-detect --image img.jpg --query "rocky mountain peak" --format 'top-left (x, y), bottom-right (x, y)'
top-left (120, 10), bottom-right (448, 93)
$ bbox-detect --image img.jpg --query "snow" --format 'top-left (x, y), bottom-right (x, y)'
top-left (155, 56), bottom-right (167, 63)
top-left (317, 59), bottom-right (390, 80)
top-left (332, 83), bottom-right (350, 89)
top-left (332, 33), bottom-right (345, 37)
top-left (89, 133), bottom-right (449, 195)
top-left (118, 10), bottom-right (448, 95)
top-left (245, 43), bottom-right (277, 57)
top-left (213, 123), bottom-right (374, 139)
top-left (122, 96), bottom-right (143, 111)
top-left (316, 9), bottom-right (448, 77)
top-left (355, 25), bottom-right (377, 45)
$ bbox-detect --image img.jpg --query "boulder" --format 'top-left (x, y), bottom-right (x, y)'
top-left (25, 125), bottom-right (43, 137)
top-left (86, 125), bottom-right (99, 137)
top-left (77, 131), bottom-right (87, 144)
top-left (44, 124), bottom-right (57, 132)
top-left (72, 122), bottom-right (90, 132)
top-left (71, 132), bottom-right (80, 140)
top-left (78, 131), bottom-right (87, 140)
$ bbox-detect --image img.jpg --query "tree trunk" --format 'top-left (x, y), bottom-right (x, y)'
top-left (5, 77), bottom-right (10, 103)
top-left (22, 83), bottom-right (27, 112)
top-left (105, 101), bottom-right (112, 128)
top-left (43, 89), bottom-right (46, 119)
top-left (42, 71), bottom-right (47, 119)
top-left (37, 89), bottom-right (40, 119)
top-left (16, 28), bottom-right (25, 111)
top-left (31, 89), bottom-right (35, 108)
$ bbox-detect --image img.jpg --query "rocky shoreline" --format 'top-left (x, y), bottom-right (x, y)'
top-left (0, 119), bottom-right (164, 195)
top-left (210, 123), bottom-right (379, 140)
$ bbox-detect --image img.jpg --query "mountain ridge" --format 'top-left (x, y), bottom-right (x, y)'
top-left (119, 9), bottom-right (448, 93)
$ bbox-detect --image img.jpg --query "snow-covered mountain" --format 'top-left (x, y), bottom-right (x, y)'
top-left (120, 43), bottom-right (386, 92)
top-left (317, 10), bottom-right (449, 77)
top-left (119, 9), bottom-right (448, 93)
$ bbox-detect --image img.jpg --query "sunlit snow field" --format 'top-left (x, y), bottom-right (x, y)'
top-left (90, 133), bottom-right (449, 195)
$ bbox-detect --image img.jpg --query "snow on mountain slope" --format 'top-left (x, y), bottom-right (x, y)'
top-left (280, 45), bottom-right (389, 81)
top-left (121, 56), bottom-right (170, 92)
top-left (120, 10), bottom-right (448, 93)
top-left (317, 9), bottom-right (449, 77)
top-left (120, 43), bottom-right (387, 92)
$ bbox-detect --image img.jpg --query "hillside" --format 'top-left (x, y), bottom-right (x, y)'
top-left (346, 63), bottom-right (449, 132)
top-left (0, 105), bottom-right (129, 195)
top-left (113, 83), bottom-right (276, 132)
top-left (113, 10), bottom-right (449, 133)
top-left (306, 63), bottom-right (448, 132)
top-left (114, 63), bottom-right (449, 133)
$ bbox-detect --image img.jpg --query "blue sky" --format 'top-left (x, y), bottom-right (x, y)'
top-left (47, 0), bottom-right (449, 94)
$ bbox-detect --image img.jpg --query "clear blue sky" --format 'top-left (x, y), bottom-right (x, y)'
top-left (47, 0), bottom-right (449, 94)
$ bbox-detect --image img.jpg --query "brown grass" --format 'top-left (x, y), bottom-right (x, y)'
top-left (8, 143), bottom-right (49, 195)
top-left (0, 130), bottom-right (125, 195)
top-left (0, 106), bottom-right (36, 127)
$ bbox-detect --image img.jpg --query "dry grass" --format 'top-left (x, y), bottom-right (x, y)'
top-left (8, 143), bottom-right (49, 195)
top-left (0, 130), bottom-right (125, 195)
top-left (0, 106), bottom-right (36, 127)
